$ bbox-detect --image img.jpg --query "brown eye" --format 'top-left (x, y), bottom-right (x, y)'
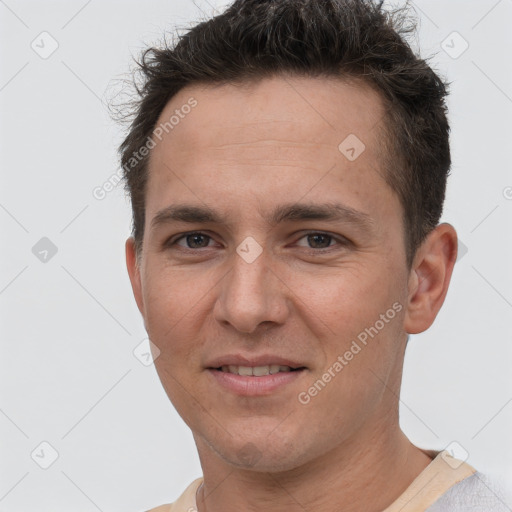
top-left (305, 233), bottom-right (333, 249)
top-left (295, 232), bottom-right (340, 250)
top-left (175, 232), bottom-right (213, 249)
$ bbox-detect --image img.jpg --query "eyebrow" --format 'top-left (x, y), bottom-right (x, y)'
top-left (150, 202), bottom-right (375, 232)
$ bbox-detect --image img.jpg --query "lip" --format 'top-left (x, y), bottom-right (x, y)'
top-left (207, 367), bottom-right (306, 396)
top-left (205, 353), bottom-right (305, 369)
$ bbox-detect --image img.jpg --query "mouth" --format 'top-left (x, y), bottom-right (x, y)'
top-left (207, 364), bottom-right (307, 396)
top-left (212, 364), bottom-right (306, 376)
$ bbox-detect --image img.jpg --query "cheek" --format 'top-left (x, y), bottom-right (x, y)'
top-left (142, 264), bottom-right (211, 356)
top-left (293, 264), bottom-right (393, 337)
top-left (298, 311), bottom-right (405, 437)
top-left (293, 264), bottom-right (405, 382)
top-left (143, 268), bottom-right (211, 424)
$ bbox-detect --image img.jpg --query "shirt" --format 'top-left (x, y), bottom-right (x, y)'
top-left (145, 449), bottom-right (511, 511)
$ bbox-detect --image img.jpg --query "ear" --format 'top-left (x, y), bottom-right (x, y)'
top-left (125, 236), bottom-right (145, 319)
top-left (403, 223), bottom-right (458, 334)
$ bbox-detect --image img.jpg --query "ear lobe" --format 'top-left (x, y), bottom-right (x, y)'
top-left (125, 237), bottom-right (146, 319)
top-left (403, 223), bottom-right (458, 335)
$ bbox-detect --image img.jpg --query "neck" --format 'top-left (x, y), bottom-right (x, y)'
top-left (195, 424), bottom-right (433, 512)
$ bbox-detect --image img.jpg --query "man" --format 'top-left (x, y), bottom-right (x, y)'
top-left (119, 0), bottom-right (510, 510)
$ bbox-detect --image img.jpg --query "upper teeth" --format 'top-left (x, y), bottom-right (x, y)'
top-left (221, 365), bottom-right (293, 376)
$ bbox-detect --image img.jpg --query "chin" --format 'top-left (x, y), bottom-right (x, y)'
top-left (213, 433), bottom-right (313, 473)
top-left (228, 450), bottom-right (303, 473)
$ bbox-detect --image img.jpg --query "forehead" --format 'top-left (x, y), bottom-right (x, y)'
top-left (145, 74), bottom-right (397, 228)
top-left (155, 75), bottom-right (385, 156)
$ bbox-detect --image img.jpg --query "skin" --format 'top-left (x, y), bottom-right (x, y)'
top-left (126, 75), bottom-right (458, 512)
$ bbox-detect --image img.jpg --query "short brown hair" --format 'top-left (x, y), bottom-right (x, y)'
top-left (118, 0), bottom-right (451, 267)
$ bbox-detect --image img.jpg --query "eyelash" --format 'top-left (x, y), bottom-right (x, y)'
top-left (166, 231), bottom-right (349, 253)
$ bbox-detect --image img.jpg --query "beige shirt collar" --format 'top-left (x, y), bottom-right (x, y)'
top-left (150, 449), bottom-right (475, 512)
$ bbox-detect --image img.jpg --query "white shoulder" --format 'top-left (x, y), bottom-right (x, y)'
top-left (426, 472), bottom-right (512, 512)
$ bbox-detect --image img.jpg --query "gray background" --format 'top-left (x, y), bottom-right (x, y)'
top-left (1, 0), bottom-right (511, 510)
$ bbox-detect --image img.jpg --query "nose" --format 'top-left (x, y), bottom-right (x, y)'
top-left (213, 247), bottom-right (289, 334)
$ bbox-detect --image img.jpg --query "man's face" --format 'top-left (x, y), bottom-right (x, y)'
top-left (128, 75), bottom-right (413, 471)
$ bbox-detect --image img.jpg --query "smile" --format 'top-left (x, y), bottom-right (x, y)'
top-left (217, 365), bottom-right (303, 376)
top-left (208, 366), bottom-right (306, 396)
